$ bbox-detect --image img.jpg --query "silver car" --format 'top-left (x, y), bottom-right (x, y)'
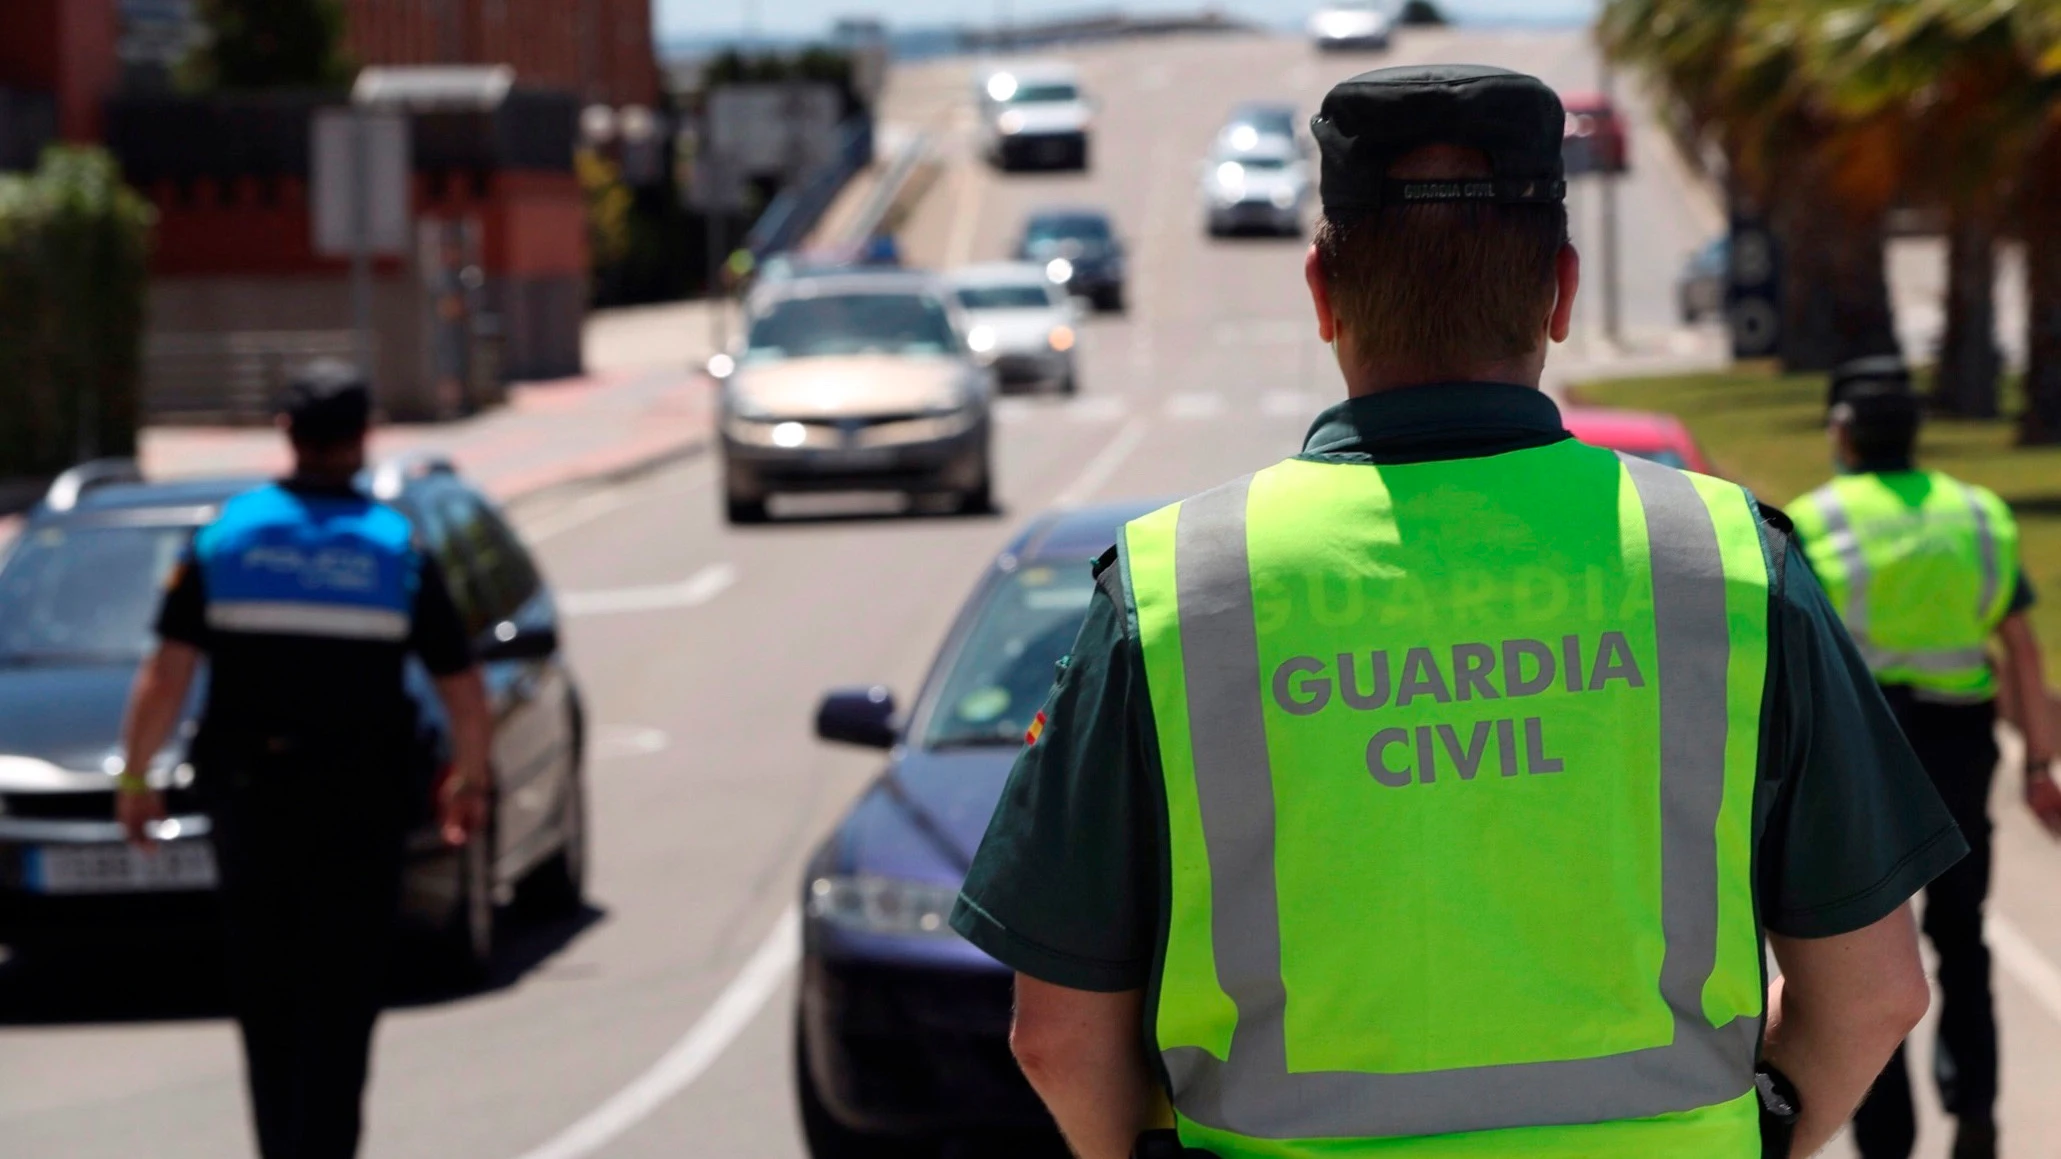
top-left (948, 263), bottom-right (1082, 395)
top-left (1202, 137), bottom-right (1311, 237)
top-left (714, 272), bottom-right (996, 522)
top-left (1308, 1), bottom-right (1394, 50)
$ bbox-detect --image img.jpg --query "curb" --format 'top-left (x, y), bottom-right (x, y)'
top-left (492, 432), bottom-right (712, 513)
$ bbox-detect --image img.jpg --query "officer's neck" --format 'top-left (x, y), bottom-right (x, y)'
top-left (1345, 357), bottom-right (1543, 396)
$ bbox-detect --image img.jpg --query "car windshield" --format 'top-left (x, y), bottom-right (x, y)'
top-left (744, 293), bottom-right (958, 361)
top-left (1024, 216), bottom-right (1111, 245)
top-left (1010, 83), bottom-right (1078, 103)
top-left (0, 523), bottom-right (191, 664)
top-left (1234, 110), bottom-right (1296, 139)
top-left (957, 285), bottom-right (1053, 311)
top-left (1231, 156), bottom-right (1290, 171)
top-left (925, 564), bottom-right (1096, 747)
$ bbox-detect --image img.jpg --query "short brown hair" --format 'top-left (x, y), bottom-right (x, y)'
top-left (1315, 146), bottom-right (1567, 372)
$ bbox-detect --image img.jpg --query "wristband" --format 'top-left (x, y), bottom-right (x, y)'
top-left (115, 772), bottom-right (151, 796)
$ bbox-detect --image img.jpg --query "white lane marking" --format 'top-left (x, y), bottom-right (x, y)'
top-left (944, 155), bottom-right (985, 268)
top-left (510, 906), bottom-right (801, 1159)
top-left (558, 563), bottom-right (737, 617)
top-left (1067, 395), bottom-right (1129, 423)
top-left (1055, 417), bottom-right (1148, 507)
top-left (591, 724), bottom-right (670, 761)
top-left (1165, 392), bottom-right (1225, 420)
top-left (1989, 914), bottom-right (2061, 1024)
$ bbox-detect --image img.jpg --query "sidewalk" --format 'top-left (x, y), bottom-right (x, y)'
top-left (0, 300), bottom-right (728, 545)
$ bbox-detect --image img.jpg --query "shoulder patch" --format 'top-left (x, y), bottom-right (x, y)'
top-left (1090, 544), bottom-right (1119, 577)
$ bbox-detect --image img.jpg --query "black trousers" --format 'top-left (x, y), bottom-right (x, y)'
top-left (1851, 693), bottom-right (1998, 1159)
top-left (209, 764), bottom-right (407, 1159)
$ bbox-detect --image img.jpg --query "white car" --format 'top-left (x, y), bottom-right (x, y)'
top-left (1202, 138), bottom-right (1311, 237)
top-left (1309, 2), bottom-right (1394, 50)
top-left (977, 61), bottom-right (1094, 171)
top-left (948, 263), bottom-right (1082, 395)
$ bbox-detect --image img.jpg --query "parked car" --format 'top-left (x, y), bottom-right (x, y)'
top-left (1563, 406), bottom-right (1716, 474)
top-left (1308, 1), bottom-right (1394, 50)
top-left (1014, 207), bottom-right (1127, 312)
top-left (948, 262), bottom-right (1082, 395)
top-left (1678, 237), bottom-right (1729, 324)
top-left (977, 61), bottom-right (1093, 172)
top-left (1562, 91), bottom-right (1630, 175)
top-left (1202, 135), bottom-right (1312, 237)
top-left (0, 457), bottom-right (587, 982)
top-left (717, 270), bottom-right (996, 522)
top-left (798, 499), bottom-right (1156, 1155)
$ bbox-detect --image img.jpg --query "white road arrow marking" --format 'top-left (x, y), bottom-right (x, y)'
top-left (558, 563), bottom-right (737, 616)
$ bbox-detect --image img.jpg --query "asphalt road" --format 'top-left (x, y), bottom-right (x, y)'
top-left (4, 29), bottom-right (2059, 1159)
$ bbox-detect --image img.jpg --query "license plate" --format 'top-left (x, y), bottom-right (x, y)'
top-left (24, 842), bottom-right (219, 894)
top-left (809, 448), bottom-right (895, 471)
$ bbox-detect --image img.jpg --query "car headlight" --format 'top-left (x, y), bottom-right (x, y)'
top-left (997, 110), bottom-right (1026, 136)
top-left (967, 324), bottom-right (997, 354)
top-left (1049, 325), bottom-right (1075, 352)
top-left (1045, 257), bottom-right (1074, 284)
top-left (808, 875), bottom-right (961, 938)
top-left (1271, 187), bottom-right (1297, 209)
top-left (1216, 161), bottom-right (1245, 187)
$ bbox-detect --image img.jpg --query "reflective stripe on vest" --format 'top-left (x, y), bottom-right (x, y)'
top-left (1797, 472), bottom-right (2013, 698)
top-left (1128, 445), bottom-right (1767, 1151)
top-left (195, 483), bottom-right (419, 642)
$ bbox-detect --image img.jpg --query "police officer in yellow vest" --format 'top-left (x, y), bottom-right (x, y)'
top-left (1790, 360), bottom-right (2061, 1159)
top-left (949, 66), bottom-right (1968, 1159)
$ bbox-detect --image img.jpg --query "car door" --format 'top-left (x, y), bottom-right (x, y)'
top-left (430, 484), bottom-right (569, 878)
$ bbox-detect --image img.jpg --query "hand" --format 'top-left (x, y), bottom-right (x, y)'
top-left (437, 768), bottom-right (489, 847)
top-left (2027, 770), bottom-right (2061, 839)
top-left (117, 786), bottom-right (166, 848)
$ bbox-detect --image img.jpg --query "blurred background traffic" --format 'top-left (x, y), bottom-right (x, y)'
top-left (1, 1), bottom-right (2060, 1157)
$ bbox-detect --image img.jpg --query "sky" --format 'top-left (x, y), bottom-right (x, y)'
top-left (657, 0), bottom-right (1599, 41)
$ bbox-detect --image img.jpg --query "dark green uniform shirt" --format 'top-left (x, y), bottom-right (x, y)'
top-left (950, 382), bottom-right (1968, 993)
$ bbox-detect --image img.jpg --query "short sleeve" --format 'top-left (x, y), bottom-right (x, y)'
top-left (2009, 568), bottom-right (2036, 617)
top-left (154, 544), bottom-right (209, 648)
top-left (409, 556), bottom-right (476, 676)
top-left (1759, 553), bottom-right (1968, 938)
top-left (950, 573), bottom-right (1158, 992)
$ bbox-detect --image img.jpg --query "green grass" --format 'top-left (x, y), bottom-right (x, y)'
top-left (1576, 367), bottom-right (2061, 681)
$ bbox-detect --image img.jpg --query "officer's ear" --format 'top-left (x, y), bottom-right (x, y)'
top-left (1305, 244), bottom-right (1338, 345)
top-left (1548, 243), bottom-right (1581, 345)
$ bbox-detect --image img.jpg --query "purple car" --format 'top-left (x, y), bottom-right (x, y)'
top-left (797, 499), bottom-right (1158, 1156)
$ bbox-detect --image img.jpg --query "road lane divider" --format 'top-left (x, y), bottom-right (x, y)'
top-left (1055, 417), bottom-right (1149, 508)
top-left (510, 906), bottom-right (801, 1159)
top-left (558, 563), bottom-right (737, 617)
top-left (1988, 913), bottom-right (2061, 1024)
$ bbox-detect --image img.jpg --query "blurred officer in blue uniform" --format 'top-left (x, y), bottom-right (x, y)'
top-left (116, 361), bottom-right (492, 1159)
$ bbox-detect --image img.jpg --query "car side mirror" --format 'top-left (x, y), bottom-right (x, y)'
top-left (481, 621), bottom-right (558, 662)
top-left (816, 686), bottom-right (897, 748)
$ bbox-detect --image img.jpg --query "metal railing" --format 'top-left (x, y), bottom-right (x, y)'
top-left (742, 116), bottom-right (875, 260)
top-left (144, 330), bottom-right (366, 423)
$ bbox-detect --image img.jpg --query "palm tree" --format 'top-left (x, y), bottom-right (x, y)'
top-left (1603, 0), bottom-right (1903, 371)
top-left (1797, 0), bottom-right (2038, 417)
top-left (2013, 5), bottom-right (2061, 442)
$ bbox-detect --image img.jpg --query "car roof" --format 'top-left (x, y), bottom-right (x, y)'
top-left (748, 269), bottom-right (947, 308)
top-left (981, 60), bottom-right (1078, 84)
top-left (947, 261), bottom-right (1055, 288)
top-left (1562, 406), bottom-right (1694, 449)
top-left (1007, 499), bottom-right (1165, 564)
top-left (47, 475), bottom-right (266, 517)
top-left (1023, 206), bottom-right (1112, 225)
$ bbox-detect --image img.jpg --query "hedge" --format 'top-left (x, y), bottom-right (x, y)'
top-left (0, 147), bottom-right (152, 478)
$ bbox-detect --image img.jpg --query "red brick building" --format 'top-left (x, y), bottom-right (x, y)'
top-left (342, 0), bottom-right (660, 109)
top-left (0, 0), bottom-right (119, 148)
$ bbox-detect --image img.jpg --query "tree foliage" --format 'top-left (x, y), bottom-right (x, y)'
top-left (0, 149), bottom-right (153, 476)
top-left (184, 0), bottom-right (352, 92)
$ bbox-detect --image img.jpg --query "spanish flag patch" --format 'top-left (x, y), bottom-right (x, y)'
top-left (1024, 711), bottom-right (1047, 747)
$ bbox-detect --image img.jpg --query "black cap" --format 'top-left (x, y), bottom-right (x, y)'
top-left (1827, 355), bottom-right (1915, 412)
top-left (1313, 64), bottom-right (1568, 213)
top-left (280, 359), bottom-right (372, 444)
